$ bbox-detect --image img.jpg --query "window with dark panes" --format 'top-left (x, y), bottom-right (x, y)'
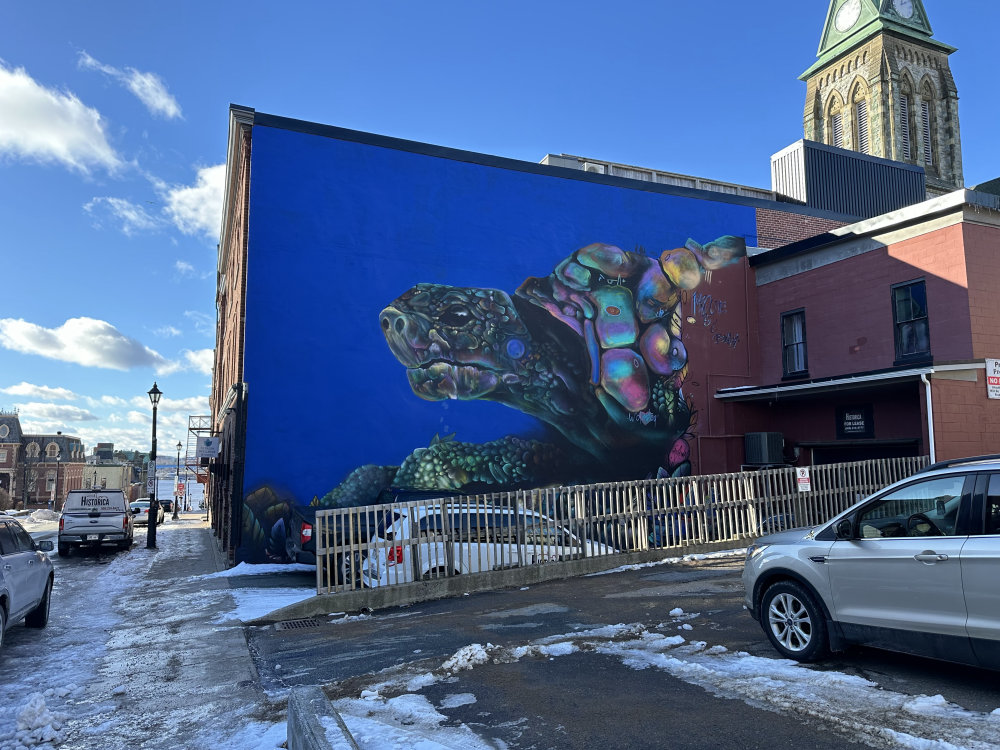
top-left (985, 475), bottom-right (1000, 535)
top-left (0, 522), bottom-right (17, 555)
top-left (781, 309), bottom-right (808, 377)
top-left (9, 522), bottom-right (35, 552)
top-left (892, 280), bottom-right (930, 361)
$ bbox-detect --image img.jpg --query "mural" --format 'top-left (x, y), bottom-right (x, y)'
top-left (242, 237), bottom-right (746, 561)
top-left (234, 123), bottom-right (756, 562)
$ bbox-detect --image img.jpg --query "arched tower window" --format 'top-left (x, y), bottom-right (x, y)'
top-left (26, 442), bottom-right (40, 458)
top-left (899, 75), bottom-right (914, 161)
top-left (826, 93), bottom-right (845, 149)
top-left (46, 442), bottom-right (59, 458)
top-left (919, 80), bottom-right (937, 169)
top-left (851, 81), bottom-right (870, 155)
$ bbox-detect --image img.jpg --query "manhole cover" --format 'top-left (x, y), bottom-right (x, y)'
top-left (274, 618), bottom-right (320, 631)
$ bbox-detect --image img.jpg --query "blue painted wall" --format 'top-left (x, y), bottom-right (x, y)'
top-left (238, 122), bottom-right (757, 561)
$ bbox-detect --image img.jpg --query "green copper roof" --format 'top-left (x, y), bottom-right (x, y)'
top-left (801, 0), bottom-right (955, 81)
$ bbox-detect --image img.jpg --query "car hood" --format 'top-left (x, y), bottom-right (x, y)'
top-left (755, 526), bottom-right (820, 546)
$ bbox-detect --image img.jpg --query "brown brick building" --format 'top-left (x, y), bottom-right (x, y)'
top-left (717, 189), bottom-right (1000, 467)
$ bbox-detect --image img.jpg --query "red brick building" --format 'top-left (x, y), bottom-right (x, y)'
top-left (717, 189), bottom-right (1000, 467)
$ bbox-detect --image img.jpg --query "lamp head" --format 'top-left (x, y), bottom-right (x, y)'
top-left (148, 382), bottom-right (162, 407)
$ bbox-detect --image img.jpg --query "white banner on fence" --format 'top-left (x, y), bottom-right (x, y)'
top-left (796, 467), bottom-right (812, 493)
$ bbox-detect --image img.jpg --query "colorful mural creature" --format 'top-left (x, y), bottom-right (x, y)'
top-left (243, 236), bottom-right (746, 561)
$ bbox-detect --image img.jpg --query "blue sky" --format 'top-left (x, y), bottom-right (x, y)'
top-left (1, 0), bottom-right (997, 452)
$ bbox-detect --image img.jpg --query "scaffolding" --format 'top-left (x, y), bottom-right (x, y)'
top-left (185, 415), bottom-right (214, 488)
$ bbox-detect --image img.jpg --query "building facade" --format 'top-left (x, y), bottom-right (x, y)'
top-left (209, 108), bottom-right (859, 563)
top-left (0, 411), bottom-right (86, 510)
top-left (719, 190), bottom-right (1000, 465)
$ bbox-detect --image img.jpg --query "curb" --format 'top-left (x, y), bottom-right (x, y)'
top-left (287, 686), bottom-right (359, 750)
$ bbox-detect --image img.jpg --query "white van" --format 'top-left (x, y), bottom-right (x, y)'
top-left (58, 490), bottom-right (134, 556)
top-left (358, 503), bottom-right (615, 587)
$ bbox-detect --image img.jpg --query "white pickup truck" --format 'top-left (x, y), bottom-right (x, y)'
top-left (58, 490), bottom-right (134, 557)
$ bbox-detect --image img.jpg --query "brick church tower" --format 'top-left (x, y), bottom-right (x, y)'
top-left (801, 0), bottom-right (963, 196)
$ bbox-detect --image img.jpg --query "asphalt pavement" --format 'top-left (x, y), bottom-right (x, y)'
top-left (246, 555), bottom-right (1000, 749)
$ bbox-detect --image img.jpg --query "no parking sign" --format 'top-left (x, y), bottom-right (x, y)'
top-left (796, 467), bottom-right (812, 493)
top-left (987, 359), bottom-right (1000, 399)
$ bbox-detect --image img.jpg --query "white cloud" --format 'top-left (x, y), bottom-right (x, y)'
top-left (0, 60), bottom-right (123, 173)
top-left (84, 196), bottom-right (163, 236)
top-left (183, 349), bottom-right (214, 376)
top-left (163, 164), bottom-right (225, 241)
top-left (0, 317), bottom-right (179, 374)
top-left (175, 260), bottom-right (195, 275)
top-left (84, 395), bottom-right (130, 409)
top-left (78, 52), bottom-right (182, 120)
top-left (73, 424), bottom-right (152, 452)
top-left (0, 381), bottom-right (78, 401)
top-left (184, 310), bottom-right (215, 337)
top-left (15, 401), bottom-right (100, 423)
top-left (154, 326), bottom-right (182, 338)
top-left (128, 394), bottom-right (209, 413)
top-left (126, 410), bottom-right (149, 425)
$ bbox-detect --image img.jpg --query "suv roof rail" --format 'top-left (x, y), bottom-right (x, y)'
top-left (916, 454), bottom-right (1000, 474)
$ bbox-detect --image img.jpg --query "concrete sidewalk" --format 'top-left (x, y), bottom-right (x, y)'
top-left (82, 512), bottom-right (282, 749)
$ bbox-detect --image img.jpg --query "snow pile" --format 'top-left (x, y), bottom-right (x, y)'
top-left (332, 693), bottom-right (494, 750)
top-left (28, 509), bottom-right (60, 523)
top-left (586, 547), bottom-right (747, 576)
top-left (199, 561), bottom-right (315, 578)
top-left (440, 643), bottom-right (493, 673)
top-left (0, 692), bottom-right (68, 749)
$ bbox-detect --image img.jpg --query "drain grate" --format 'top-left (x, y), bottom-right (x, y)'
top-left (274, 618), bottom-right (321, 631)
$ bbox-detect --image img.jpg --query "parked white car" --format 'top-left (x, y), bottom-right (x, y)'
top-left (359, 503), bottom-right (615, 587)
top-left (0, 514), bottom-right (54, 653)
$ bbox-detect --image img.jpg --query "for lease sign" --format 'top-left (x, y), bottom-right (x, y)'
top-left (988, 359), bottom-right (1000, 400)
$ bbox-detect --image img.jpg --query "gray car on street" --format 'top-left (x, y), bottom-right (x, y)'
top-left (743, 455), bottom-right (1000, 670)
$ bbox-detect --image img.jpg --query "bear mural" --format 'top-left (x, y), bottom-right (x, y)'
top-left (243, 235), bottom-right (747, 561)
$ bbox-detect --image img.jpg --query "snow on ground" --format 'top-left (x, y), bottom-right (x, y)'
top-left (586, 547), bottom-right (747, 576)
top-left (0, 519), bottom-right (292, 750)
top-left (5, 523), bottom-right (999, 750)
top-left (337, 613), bottom-right (1000, 750)
top-left (200, 561), bottom-right (316, 578)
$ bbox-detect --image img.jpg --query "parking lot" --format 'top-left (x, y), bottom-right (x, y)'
top-left (247, 555), bottom-right (1000, 749)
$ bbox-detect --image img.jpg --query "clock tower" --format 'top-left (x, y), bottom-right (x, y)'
top-left (801, 0), bottom-right (963, 196)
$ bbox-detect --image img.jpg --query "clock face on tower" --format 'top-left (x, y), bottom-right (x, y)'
top-left (835, 0), bottom-right (863, 32)
top-left (892, 0), bottom-right (914, 19)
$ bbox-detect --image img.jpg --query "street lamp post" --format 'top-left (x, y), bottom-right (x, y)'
top-left (174, 441), bottom-right (181, 520)
top-left (147, 383), bottom-right (161, 549)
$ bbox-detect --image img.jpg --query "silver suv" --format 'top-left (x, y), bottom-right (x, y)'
top-left (1, 514), bottom-right (55, 653)
top-left (743, 455), bottom-right (1000, 670)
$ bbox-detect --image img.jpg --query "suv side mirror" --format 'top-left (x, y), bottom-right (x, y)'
top-left (835, 519), bottom-right (854, 540)
top-left (38, 540), bottom-right (54, 552)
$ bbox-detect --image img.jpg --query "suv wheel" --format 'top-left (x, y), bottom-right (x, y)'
top-left (0, 606), bottom-right (6, 651)
top-left (760, 580), bottom-right (829, 662)
top-left (57, 542), bottom-right (70, 557)
top-left (25, 580), bottom-right (51, 628)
